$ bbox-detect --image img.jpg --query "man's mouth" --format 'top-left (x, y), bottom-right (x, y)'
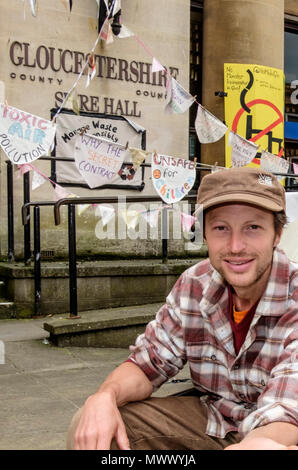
top-left (223, 258), bottom-right (254, 272)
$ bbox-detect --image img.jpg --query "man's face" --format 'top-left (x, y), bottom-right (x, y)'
top-left (204, 203), bottom-right (282, 292)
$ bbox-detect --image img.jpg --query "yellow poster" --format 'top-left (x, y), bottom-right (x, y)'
top-left (224, 64), bottom-right (284, 167)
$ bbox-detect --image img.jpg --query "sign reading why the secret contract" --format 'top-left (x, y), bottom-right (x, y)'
top-left (74, 133), bottom-right (129, 188)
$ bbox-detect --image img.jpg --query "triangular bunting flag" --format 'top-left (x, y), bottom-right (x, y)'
top-left (53, 184), bottom-right (70, 200)
top-left (260, 151), bottom-right (289, 180)
top-left (118, 24), bottom-right (134, 39)
top-left (120, 210), bottom-right (139, 230)
top-left (228, 131), bottom-right (258, 167)
top-left (100, 18), bottom-right (114, 44)
top-left (112, 0), bottom-right (121, 16)
top-left (95, 205), bottom-right (115, 227)
top-left (165, 77), bottom-right (195, 114)
top-left (64, 89), bottom-right (80, 115)
top-left (129, 147), bottom-right (151, 171)
top-left (17, 163), bottom-right (32, 178)
top-left (32, 170), bottom-right (47, 190)
top-left (30, 0), bottom-right (38, 17)
top-left (78, 204), bottom-right (91, 216)
top-left (152, 57), bottom-right (165, 73)
top-left (195, 105), bottom-right (228, 143)
top-left (140, 209), bottom-right (160, 228)
top-left (180, 212), bottom-right (196, 232)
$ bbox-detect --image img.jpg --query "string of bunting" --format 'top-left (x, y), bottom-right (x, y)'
top-left (1, 0), bottom-right (296, 232)
top-left (17, 0), bottom-right (292, 174)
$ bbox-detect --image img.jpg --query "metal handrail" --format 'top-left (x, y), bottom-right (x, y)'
top-left (53, 195), bottom-right (197, 226)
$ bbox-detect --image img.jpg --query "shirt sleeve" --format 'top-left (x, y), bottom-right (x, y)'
top-left (127, 275), bottom-right (187, 390)
top-left (239, 316), bottom-right (298, 435)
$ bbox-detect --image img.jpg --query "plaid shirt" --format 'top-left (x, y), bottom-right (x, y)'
top-left (128, 247), bottom-right (298, 439)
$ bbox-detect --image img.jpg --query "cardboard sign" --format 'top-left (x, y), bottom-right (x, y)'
top-left (74, 133), bottom-right (129, 188)
top-left (152, 153), bottom-right (196, 203)
top-left (0, 103), bottom-right (56, 164)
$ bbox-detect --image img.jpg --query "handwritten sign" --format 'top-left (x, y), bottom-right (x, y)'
top-left (152, 153), bottom-right (196, 203)
top-left (165, 77), bottom-right (195, 114)
top-left (229, 131), bottom-right (258, 167)
top-left (0, 103), bottom-right (56, 164)
top-left (74, 133), bottom-right (128, 188)
top-left (195, 105), bottom-right (227, 143)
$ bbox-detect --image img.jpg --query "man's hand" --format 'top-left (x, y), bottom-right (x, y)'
top-left (225, 437), bottom-right (298, 450)
top-left (74, 391), bottom-right (130, 450)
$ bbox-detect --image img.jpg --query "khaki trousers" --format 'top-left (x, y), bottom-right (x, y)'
top-left (67, 395), bottom-right (241, 450)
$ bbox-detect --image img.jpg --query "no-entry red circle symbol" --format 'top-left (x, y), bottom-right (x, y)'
top-left (231, 98), bottom-right (284, 163)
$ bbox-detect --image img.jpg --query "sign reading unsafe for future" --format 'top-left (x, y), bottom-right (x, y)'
top-left (152, 153), bottom-right (196, 204)
top-left (224, 64), bottom-right (284, 167)
top-left (74, 134), bottom-right (129, 188)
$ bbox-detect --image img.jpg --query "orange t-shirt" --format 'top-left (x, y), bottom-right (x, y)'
top-left (233, 305), bottom-right (250, 324)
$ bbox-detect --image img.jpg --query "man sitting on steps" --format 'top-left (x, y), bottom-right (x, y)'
top-left (67, 166), bottom-right (298, 451)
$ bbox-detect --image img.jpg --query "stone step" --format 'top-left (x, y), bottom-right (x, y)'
top-left (43, 302), bottom-right (164, 348)
top-left (0, 298), bottom-right (16, 319)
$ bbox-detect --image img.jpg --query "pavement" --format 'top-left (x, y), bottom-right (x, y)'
top-left (0, 317), bottom-right (191, 450)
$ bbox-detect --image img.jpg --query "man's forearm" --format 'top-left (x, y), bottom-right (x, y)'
top-left (96, 361), bottom-right (154, 407)
top-left (242, 421), bottom-right (298, 447)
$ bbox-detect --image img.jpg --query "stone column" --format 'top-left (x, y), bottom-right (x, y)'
top-left (201, 0), bottom-right (284, 166)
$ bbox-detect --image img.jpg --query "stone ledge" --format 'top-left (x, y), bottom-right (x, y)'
top-left (0, 258), bottom-right (204, 278)
top-left (43, 303), bottom-right (163, 348)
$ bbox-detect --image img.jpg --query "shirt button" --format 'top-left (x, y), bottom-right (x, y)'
top-left (234, 364), bottom-right (240, 370)
top-left (211, 355), bottom-right (217, 361)
top-left (261, 380), bottom-right (266, 386)
top-left (239, 394), bottom-right (245, 399)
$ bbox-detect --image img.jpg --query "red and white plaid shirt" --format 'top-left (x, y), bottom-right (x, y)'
top-left (128, 247), bottom-right (298, 439)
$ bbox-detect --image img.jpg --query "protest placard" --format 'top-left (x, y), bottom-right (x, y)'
top-left (74, 133), bottom-right (129, 188)
top-left (0, 103), bottom-right (56, 164)
top-left (152, 153), bottom-right (196, 203)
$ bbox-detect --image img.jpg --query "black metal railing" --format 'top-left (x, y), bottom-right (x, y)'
top-left (22, 194), bottom-right (197, 317)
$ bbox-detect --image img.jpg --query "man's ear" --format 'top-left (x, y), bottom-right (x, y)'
top-left (273, 228), bottom-right (283, 248)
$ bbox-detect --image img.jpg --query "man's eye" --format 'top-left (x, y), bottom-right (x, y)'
top-left (249, 225), bottom-right (259, 230)
top-left (214, 226), bottom-right (227, 231)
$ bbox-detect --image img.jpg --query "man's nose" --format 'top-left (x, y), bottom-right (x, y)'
top-left (229, 231), bottom-right (246, 253)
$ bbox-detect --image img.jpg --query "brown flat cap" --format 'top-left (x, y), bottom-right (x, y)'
top-left (197, 167), bottom-right (286, 212)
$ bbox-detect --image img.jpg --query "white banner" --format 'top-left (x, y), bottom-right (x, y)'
top-left (195, 105), bottom-right (228, 143)
top-left (165, 77), bottom-right (195, 114)
top-left (74, 134), bottom-right (129, 188)
top-left (228, 131), bottom-right (258, 167)
top-left (0, 104), bottom-right (56, 164)
top-left (152, 153), bottom-right (196, 204)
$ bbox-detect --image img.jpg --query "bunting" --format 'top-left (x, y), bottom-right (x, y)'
top-left (195, 105), bottom-right (228, 144)
top-left (164, 77), bottom-right (195, 114)
top-left (260, 151), bottom-right (289, 181)
top-left (228, 131), bottom-right (258, 168)
top-left (95, 204), bottom-right (115, 227)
